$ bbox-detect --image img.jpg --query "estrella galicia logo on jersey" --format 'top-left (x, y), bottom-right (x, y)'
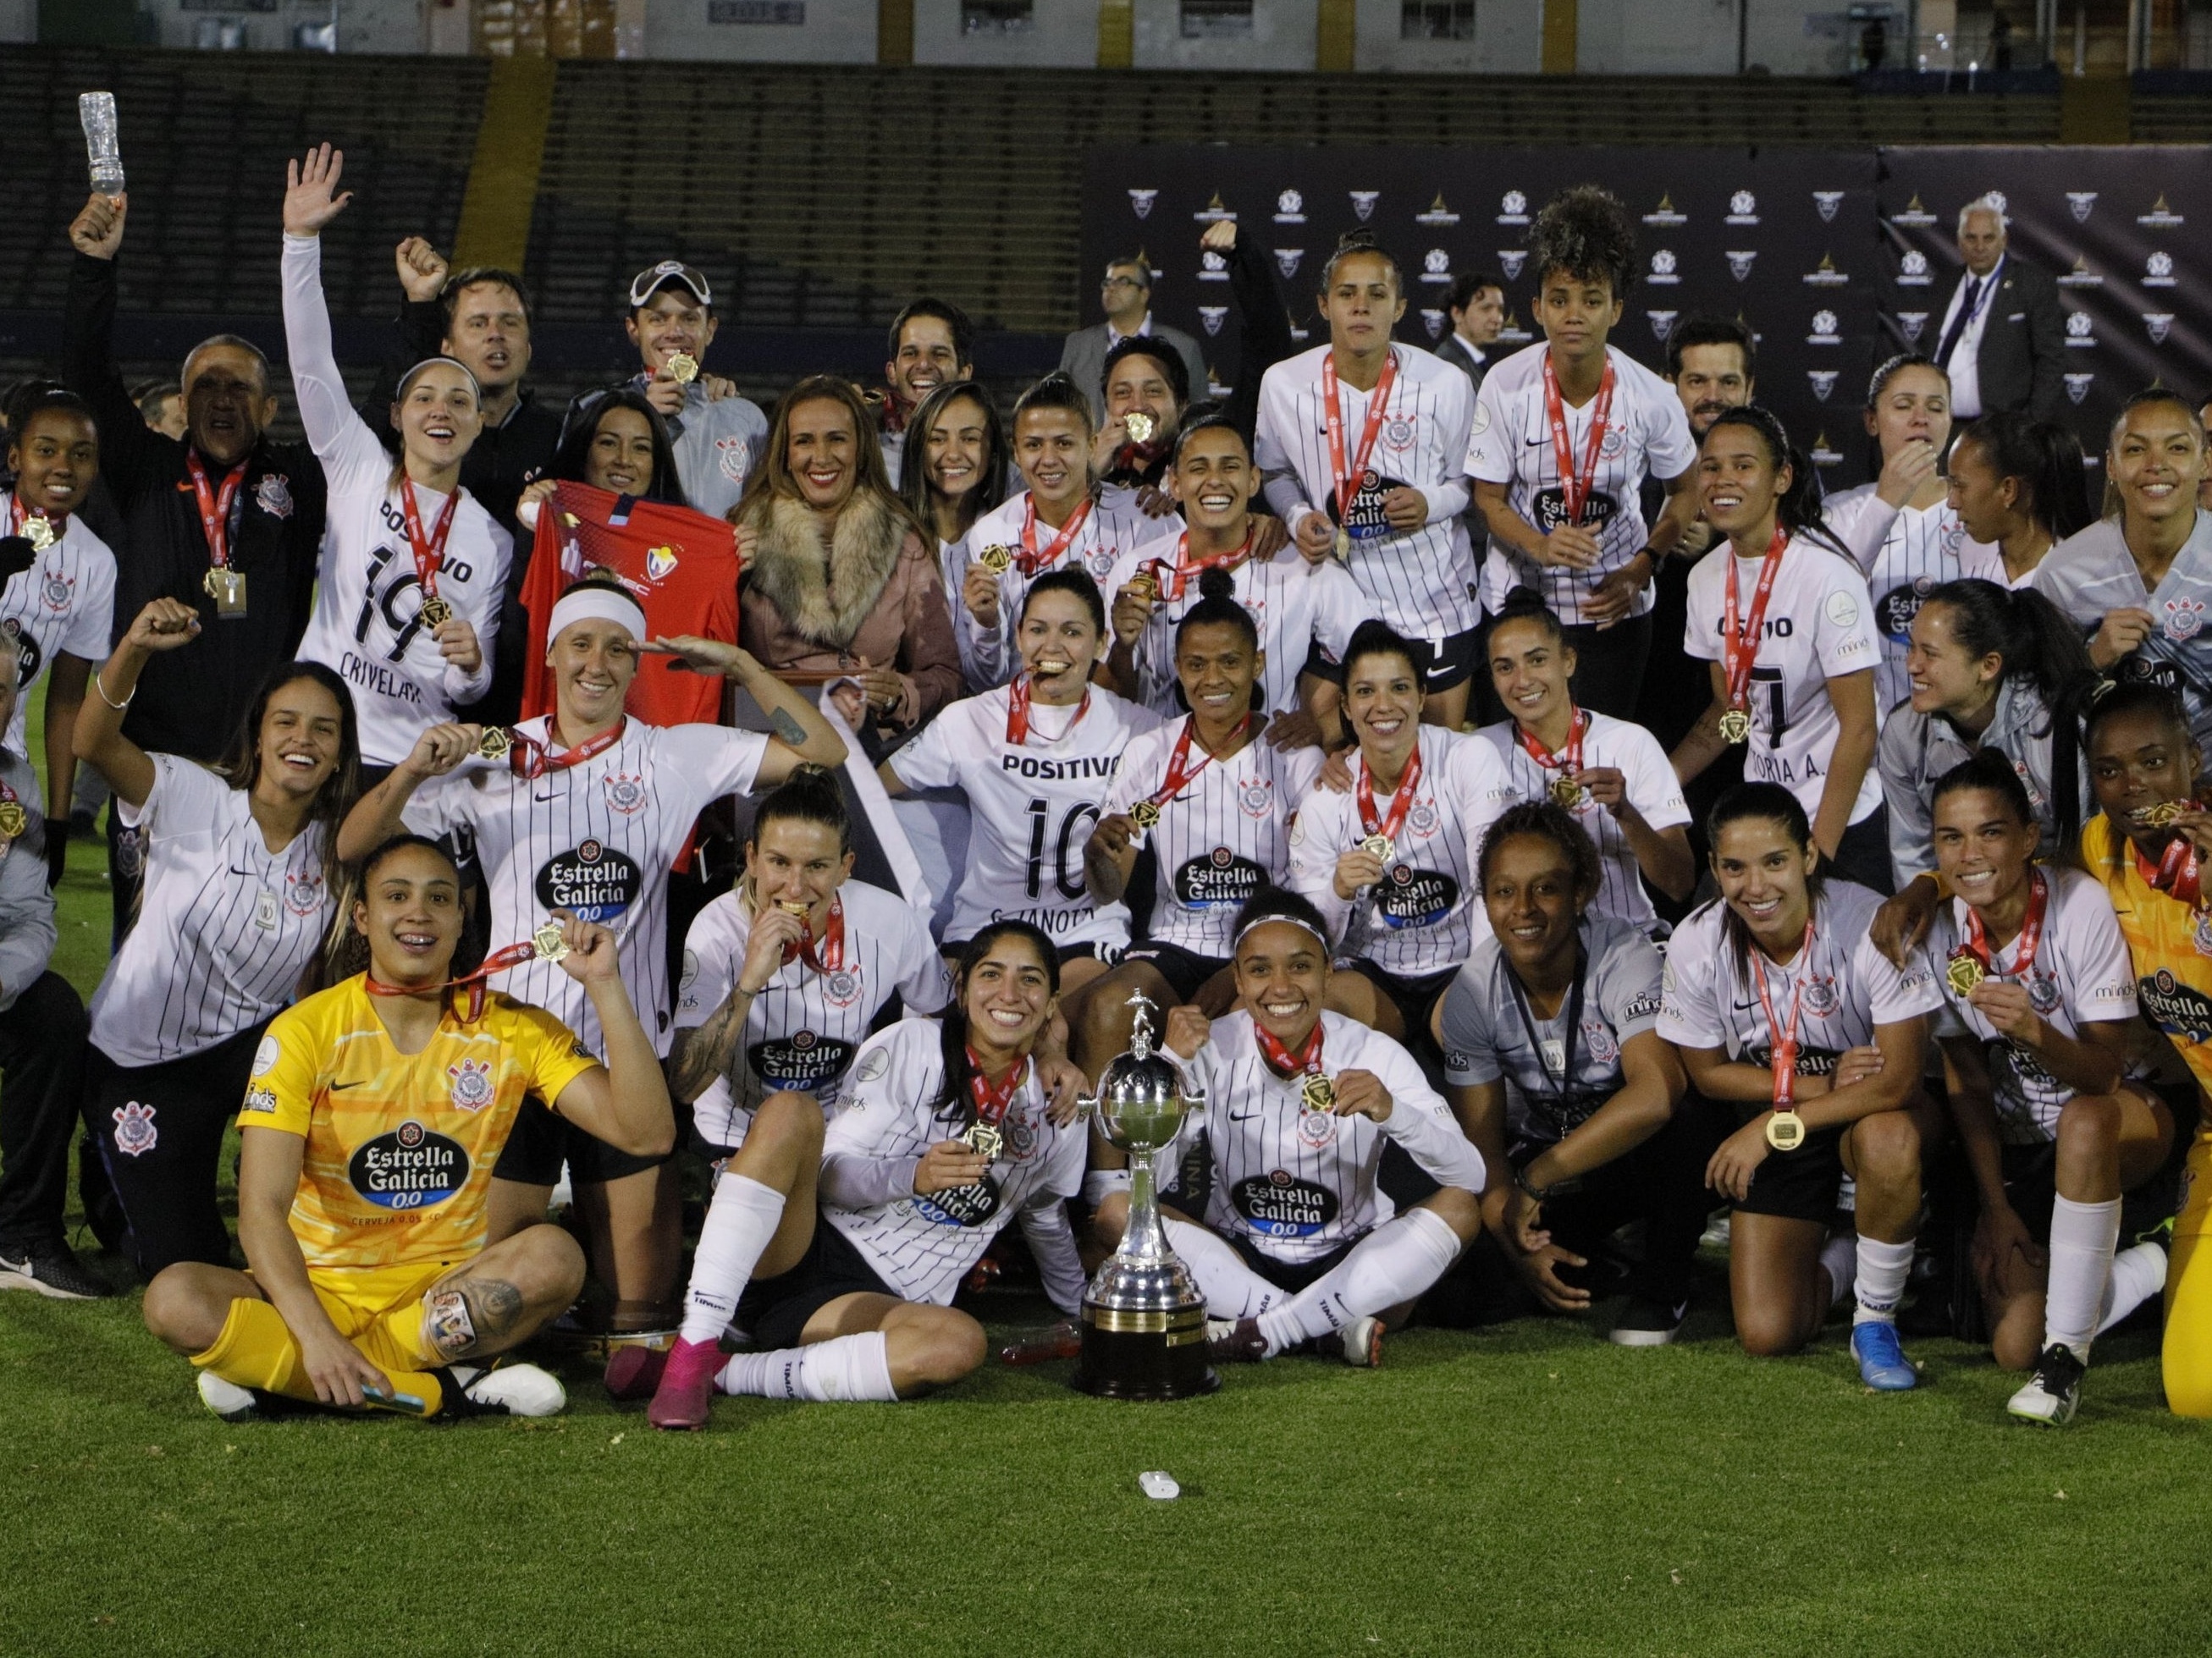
top-left (1378, 866), bottom-right (1457, 928)
top-left (1877, 580), bottom-right (1933, 641)
top-left (285, 868), bottom-right (324, 917)
top-left (112, 1099), bottom-right (157, 1156)
top-left (747, 1030), bottom-right (855, 1092)
top-left (1176, 849), bottom-right (1266, 910)
top-left (255, 474), bottom-right (294, 519)
top-left (1749, 1044), bottom-right (1842, 1077)
top-left (447, 1057), bottom-right (495, 1113)
top-left (603, 771), bottom-right (648, 815)
top-left (915, 1174), bottom-right (1001, 1228)
top-left (349, 1120), bottom-right (468, 1210)
top-left (1531, 488), bottom-right (1618, 534)
top-left (1327, 470), bottom-right (1404, 543)
top-left (2164, 598), bottom-right (2207, 642)
top-left (2, 620), bottom-right (41, 688)
top-left (1233, 1170), bottom-right (1338, 1239)
top-left (2141, 970), bottom-right (2212, 1043)
top-left (536, 840), bottom-right (641, 923)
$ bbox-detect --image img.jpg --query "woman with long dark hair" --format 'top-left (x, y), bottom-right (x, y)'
top-left (1947, 410), bottom-right (2093, 589)
top-left (74, 596), bottom-right (360, 1278)
top-left (896, 377), bottom-right (1009, 604)
top-left (521, 387), bottom-right (688, 519)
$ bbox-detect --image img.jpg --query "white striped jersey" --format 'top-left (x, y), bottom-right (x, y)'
top-left (1100, 718), bottom-right (1322, 961)
top-left (1928, 868), bottom-right (2141, 1144)
top-left (87, 754), bottom-right (333, 1066)
top-left (1255, 343), bottom-right (1480, 639)
top-left (284, 234), bottom-right (512, 768)
top-left (1823, 488), bottom-right (2002, 719)
top-left (819, 1016), bottom-right (1085, 1305)
top-left (1464, 341), bottom-right (1698, 626)
top-left (1656, 881), bottom-right (1942, 1077)
top-left (1285, 726), bottom-right (1509, 978)
top-left (1683, 532), bottom-right (1884, 827)
top-left (1168, 1011), bottom-right (1484, 1264)
top-left (951, 489), bottom-right (1151, 689)
top-left (401, 719), bottom-right (767, 1056)
top-left (1476, 711), bottom-right (1690, 933)
top-left (1439, 916), bottom-right (1664, 1146)
top-left (890, 681), bottom-right (1160, 949)
top-left (2035, 513), bottom-right (2212, 755)
top-left (1102, 530), bottom-right (1375, 720)
top-left (0, 511), bottom-right (114, 762)
top-left (676, 879), bottom-right (952, 1150)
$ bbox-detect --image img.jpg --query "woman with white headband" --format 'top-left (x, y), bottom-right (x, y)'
top-left (280, 144), bottom-right (510, 775)
top-left (337, 575), bottom-right (847, 1339)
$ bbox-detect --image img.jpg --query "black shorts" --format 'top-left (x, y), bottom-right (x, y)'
top-left (491, 1096), bottom-right (674, 1186)
top-left (736, 1217), bottom-right (899, 1351)
top-left (1735, 1121), bottom-right (1849, 1225)
top-left (1122, 939), bottom-right (1232, 1005)
top-left (1407, 625), bottom-right (1484, 695)
top-left (1343, 959), bottom-right (1456, 1049)
top-left (1228, 1229), bottom-right (1354, 1294)
top-left (1999, 1137), bottom-right (2180, 1247)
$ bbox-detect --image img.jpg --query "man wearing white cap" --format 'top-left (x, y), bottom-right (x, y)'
top-left (336, 575), bottom-right (847, 1335)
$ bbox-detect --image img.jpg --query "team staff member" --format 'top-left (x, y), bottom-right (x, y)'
top-left (1658, 784), bottom-right (1943, 1390)
top-left (76, 599), bottom-right (356, 1277)
top-left (1103, 415), bottom-right (1370, 745)
top-left (1946, 412), bottom-right (2092, 590)
top-left (1923, 753), bottom-right (2171, 1425)
top-left (2035, 391), bottom-right (2212, 754)
top-left (1673, 408), bottom-right (1889, 892)
top-left (1288, 621), bottom-right (1509, 1045)
top-left (1075, 574), bottom-right (1323, 1073)
top-left (1466, 188), bottom-right (1698, 721)
top-left (876, 299), bottom-right (974, 482)
top-left (615, 923), bottom-right (1085, 1425)
top-left (338, 578), bottom-right (845, 1334)
top-left (142, 837), bottom-right (671, 1422)
top-left (1436, 804), bottom-right (1704, 1346)
top-left (884, 571), bottom-right (1158, 983)
top-left (1117, 889), bottom-right (1484, 1369)
top-left (1257, 233), bottom-right (1480, 727)
top-left (1480, 596), bottom-right (1693, 930)
top-left (280, 146), bottom-right (508, 774)
top-left (606, 260), bottom-right (767, 522)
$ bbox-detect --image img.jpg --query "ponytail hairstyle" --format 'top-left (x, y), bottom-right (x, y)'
top-left (1487, 587), bottom-right (1568, 647)
top-left (1476, 799), bottom-right (1602, 903)
top-left (1173, 565), bottom-right (1262, 714)
top-left (750, 765), bottom-right (852, 856)
top-left (1170, 405), bottom-right (1247, 465)
top-left (1531, 185), bottom-right (1637, 300)
top-left (1340, 617), bottom-right (1426, 686)
top-left (1706, 781), bottom-right (1829, 973)
top-left (1953, 410), bottom-right (2093, 543)
top-left (1020, 567), bottom-right (1107, 637)
top-left (1319, 229), bottom-right (1404, 296)
top-left (1701, 405), bottom-right (1849, 559)
top-left (1928, 747), bottom-right (2036, 834)
top-left (930, 919), bottom-right (1061, 1127)
top-left (315, 832), bottom-right (477, 995)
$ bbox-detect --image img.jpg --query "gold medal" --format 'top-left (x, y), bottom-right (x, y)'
top-left (978, 543), bottom-right (1012, 576)
top-left (1360, 833), bottom-right (1393, 862)
top-left (1550, 776), bottom-right (1585, 811)
top-left (475, 726), bottom-right (514, 763)
top-left (1128, 571), bottom-right (1158, 603)
top-left (2132, 800), bottom-right (2191, 828)
top-left (531, 921), bottom-right (570, 964)
top-left (776, 899), bottom-right (812, 917)
top-left (1765, 1110), bottom-right (1807, 1152)
top-left (1300, 1075), bottom-right (1336, 1114)
top-left (1123, 410), bottom-right (1156, 445)
top-left (204, 566), bottom-right (247, 614)
top-left (20, 515), bottom-right (55, 552)
top-left (1945, 950), bottom-right (1986, 997)
top-left (665, 352), bottom-right (699, 385)
top-left (1131, 800), bottom-right (1162, 830)
top-left (416, 593), bottom-right (452, 628)
top-left (0, 801), bottom-right (26, 840)
top-left (1718, 707), bottom-right (1751, 745)
top-left (1332, 526), bottom-right (1351, 563)
top-left (965, 1122), bottom-right (1004, 1162)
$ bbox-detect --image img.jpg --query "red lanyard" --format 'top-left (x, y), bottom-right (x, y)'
top-left (1356, 741), bottom-right (1426, 846)
top-left (1321, 349), bottom-right (1399, 520)
top-left (1516, 708), bottom-right (1588, 777)
top-left (5, 493), bottom-right (63, 542)
top-left (401, 483), bottom-right (461, 609)
top-left (364, 936), bottom-right (547, 1025)
top-left (494, 719), bottom-right (626, 781)
top-left (1138, 714), bottom-right (1251, 818)
top-left (776, 894), bottom-right (847, 973)
top-left (1722, 526), bottom-right (1789, 720)
top-left (1015, 494), bottom-right (1094, 578)
top-left (185, 453), bottom-right (245, 570)
top-left (1151, 529), bottom-right (1255, 602)
top-left (1541, 353), bottom-right (1617, 527)
top-left (1254, 1017), bottom-right (1325, 1082)
top-left (1751, 919), bottom-right (1818, 1108)
top-left (2135, 835), bottom-right (2204, 909)
top-left (1005, 674), bottom-right (1091, 746)
top-left (965, 1048), bottom-right (1030, 1131)
top-left (1958, 868), bottom-right (2050, 978)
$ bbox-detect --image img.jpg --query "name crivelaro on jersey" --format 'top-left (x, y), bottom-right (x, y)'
top-left (1100, 718), bottom-right (1323, 960)
top-left (0, 511), bottom-right (115, 761)
top-left (402, 719), bottom-right (769, 1057)
top-left (892, 681), bottom-right (1161, 949)
top-left (677, 879), bottom-right (952, 1150)
top-left (954, 490), bottom-right (1150, 689)
top-left (1256, 344), bottom-right (1479, 641)
top-left (1824, 487), bottom-right (2002, 720)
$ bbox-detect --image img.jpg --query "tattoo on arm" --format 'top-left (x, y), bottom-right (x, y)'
top-left (669, 989), bottom-right (752, 1103)
top-left (770, 707), bottom-right (808, 747)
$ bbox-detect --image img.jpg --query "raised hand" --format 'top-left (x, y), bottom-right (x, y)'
top-left (69, 192), bottom-right (128, 261)
top-left (394, 236), bottom-right (450, 303)
top-left (283, 144), bottom-right (353, 238)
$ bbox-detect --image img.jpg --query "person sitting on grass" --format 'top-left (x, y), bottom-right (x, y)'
top-left (140, 835), bottom-right (674, 1421)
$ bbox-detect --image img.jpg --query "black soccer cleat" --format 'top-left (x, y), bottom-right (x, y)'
top-left (0, 1238), bottom-right (112, 1300)
top-left (2007, 1342), bottom-right (2087, 1427)
top-left (1609, 1295), bottom-right (1690, 1347)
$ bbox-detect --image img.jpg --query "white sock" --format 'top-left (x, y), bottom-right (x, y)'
top-left (717, 1332), bottom-right (898, 1402)
top-left (1163, 1219), bottom-right (1283, 1319)
top-left (1819, 1233), bottom-right (1857, 1309)
top-left (1255, 1208), bottom-right (1463, 1358)
top-left (678, 1173), bottom-right (786, 1347)
top-left (1852, 1236), bottom-right (1916, 1325)
top-left (2044, 1195), bottom-right (2121, 1358)
top-left (2096, 1240), bottom-right (2170, 1336)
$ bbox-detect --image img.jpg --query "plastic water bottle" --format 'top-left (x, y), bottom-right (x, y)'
top-left (80, 92), bottom-right (124, 196)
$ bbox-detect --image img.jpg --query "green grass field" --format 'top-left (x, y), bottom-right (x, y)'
top-left (5, 705), bottom-right (2209, 1655)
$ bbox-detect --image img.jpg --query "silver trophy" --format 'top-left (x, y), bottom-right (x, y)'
top-left (1072, 991), bottom-right (1218, 1400)
top-left (80, 93), bottom-right (124, 196)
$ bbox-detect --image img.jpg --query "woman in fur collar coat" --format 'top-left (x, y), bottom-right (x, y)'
top-left (736, 377), bottom-right (961, 744)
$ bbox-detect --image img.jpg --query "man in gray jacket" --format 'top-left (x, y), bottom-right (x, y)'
top-left (604, 260), bottom-right (769, 521)
top-left (1060, 254), bottom-right (1210, 428)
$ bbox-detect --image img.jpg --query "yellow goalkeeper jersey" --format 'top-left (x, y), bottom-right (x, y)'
top-left (2083, 812), bottom-right (2212, 1128)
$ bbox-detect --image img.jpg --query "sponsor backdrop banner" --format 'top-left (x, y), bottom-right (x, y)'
top-left (1084, 146), bottom-right (2212, 490)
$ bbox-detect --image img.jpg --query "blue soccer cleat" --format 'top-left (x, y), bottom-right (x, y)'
top-left (1851, 1320), bottom-right (1918, 1391)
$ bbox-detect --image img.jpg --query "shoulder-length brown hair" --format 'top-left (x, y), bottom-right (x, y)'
top-left (736, 374), bottom-right (929, 544)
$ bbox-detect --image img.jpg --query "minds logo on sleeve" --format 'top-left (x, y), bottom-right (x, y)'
top-left (535, 840), bottom-right (642, 924)
top-left (349, 1120), bottom-right (469, 1210)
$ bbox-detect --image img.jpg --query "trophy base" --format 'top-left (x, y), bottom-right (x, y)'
top-left (1072, 1302), bottom-right (1219, 1401)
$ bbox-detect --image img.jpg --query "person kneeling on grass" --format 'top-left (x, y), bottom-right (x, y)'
top-left (141, 835), bottom-right (674, 1420)
top-left (1091, 886), bottom-right (1485, 1368)
top-left (610, 920), bottom-right (1088, 1427)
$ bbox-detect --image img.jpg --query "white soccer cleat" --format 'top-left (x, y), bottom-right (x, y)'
top-left (455, 1361), bottom-right (567, 1418)
top-left (1336, 1316), bottom-right (1385, 1368)
top-left (2006, 1344), bottom-right (2084, 1428)
top-left (196, 1371), bottom-right (258, 1422)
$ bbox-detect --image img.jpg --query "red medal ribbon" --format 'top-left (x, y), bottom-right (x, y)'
top-left (1722, 526), bottom-right (1790, 724)
top-left (1138, 713), bottom-right (1253, 818)
top-left (1253, 1017), bottom-right (1325, 1082)
top-left (1355, 741), bottom-right (1426, 846)
top-left (1956, 868), bottom-right (2050, 978)
top-left (1516, 707), bottom-right (1589, 779)
top-left (1751, 919), bottom-right (1818, 1109)
top-left (1014, 494), bottom-right (1095, 579)
top-left (185, 453), bottom-right (246, 572)
top-left (1541, 353), bottom-right (1618, 527)
top-left (1005, 673), bottom-right (1092, 746)
top-left (500, 719), bottom-right (627, 781)
top-left (2135, 835), bottom-right (2204, 910)
top-left (1321, 347), bottom-right (1400, 531)
top-left (1152, 529), bottom-right (1256, 602)
top-left (400, 482), bottom-right (462, 614)
top-left (364, 938), bottom-right (544, 1024)
top-left (5, 493), bottom-right (65, 541)
top-left (965, 1046), bottom-right (1031, 1132)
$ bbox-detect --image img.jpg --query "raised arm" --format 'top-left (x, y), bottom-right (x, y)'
top-left (543, 915), bottom-right (674, 1158)
top-left (73, 599), bottom-right (201, 807)
top-left (279, 145), bottom-right (384, 487)
top-left (63, 193), bottom-right (162, 503)
top-left (645, 636), bottom-right (847, 779)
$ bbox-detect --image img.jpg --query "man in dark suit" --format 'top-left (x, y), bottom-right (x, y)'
top-left (1059, 256), bottom-right (1209, 427)
top-left (1933, 196), bottom-right (2066, 422)
top-left (1432, 269), bottom-right (1505, 393)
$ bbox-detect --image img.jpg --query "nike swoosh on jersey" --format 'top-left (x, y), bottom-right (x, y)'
top-left (328, 1079), bottom-right (368, 1090)
top-left (1227, 1110), bottom-right (1263, 1121)
top-left (534, 791), bottom-right (559, 802)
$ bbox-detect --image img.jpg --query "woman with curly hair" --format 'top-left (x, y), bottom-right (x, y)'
top-left (1466, 185), bottom-right (1700, 720)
